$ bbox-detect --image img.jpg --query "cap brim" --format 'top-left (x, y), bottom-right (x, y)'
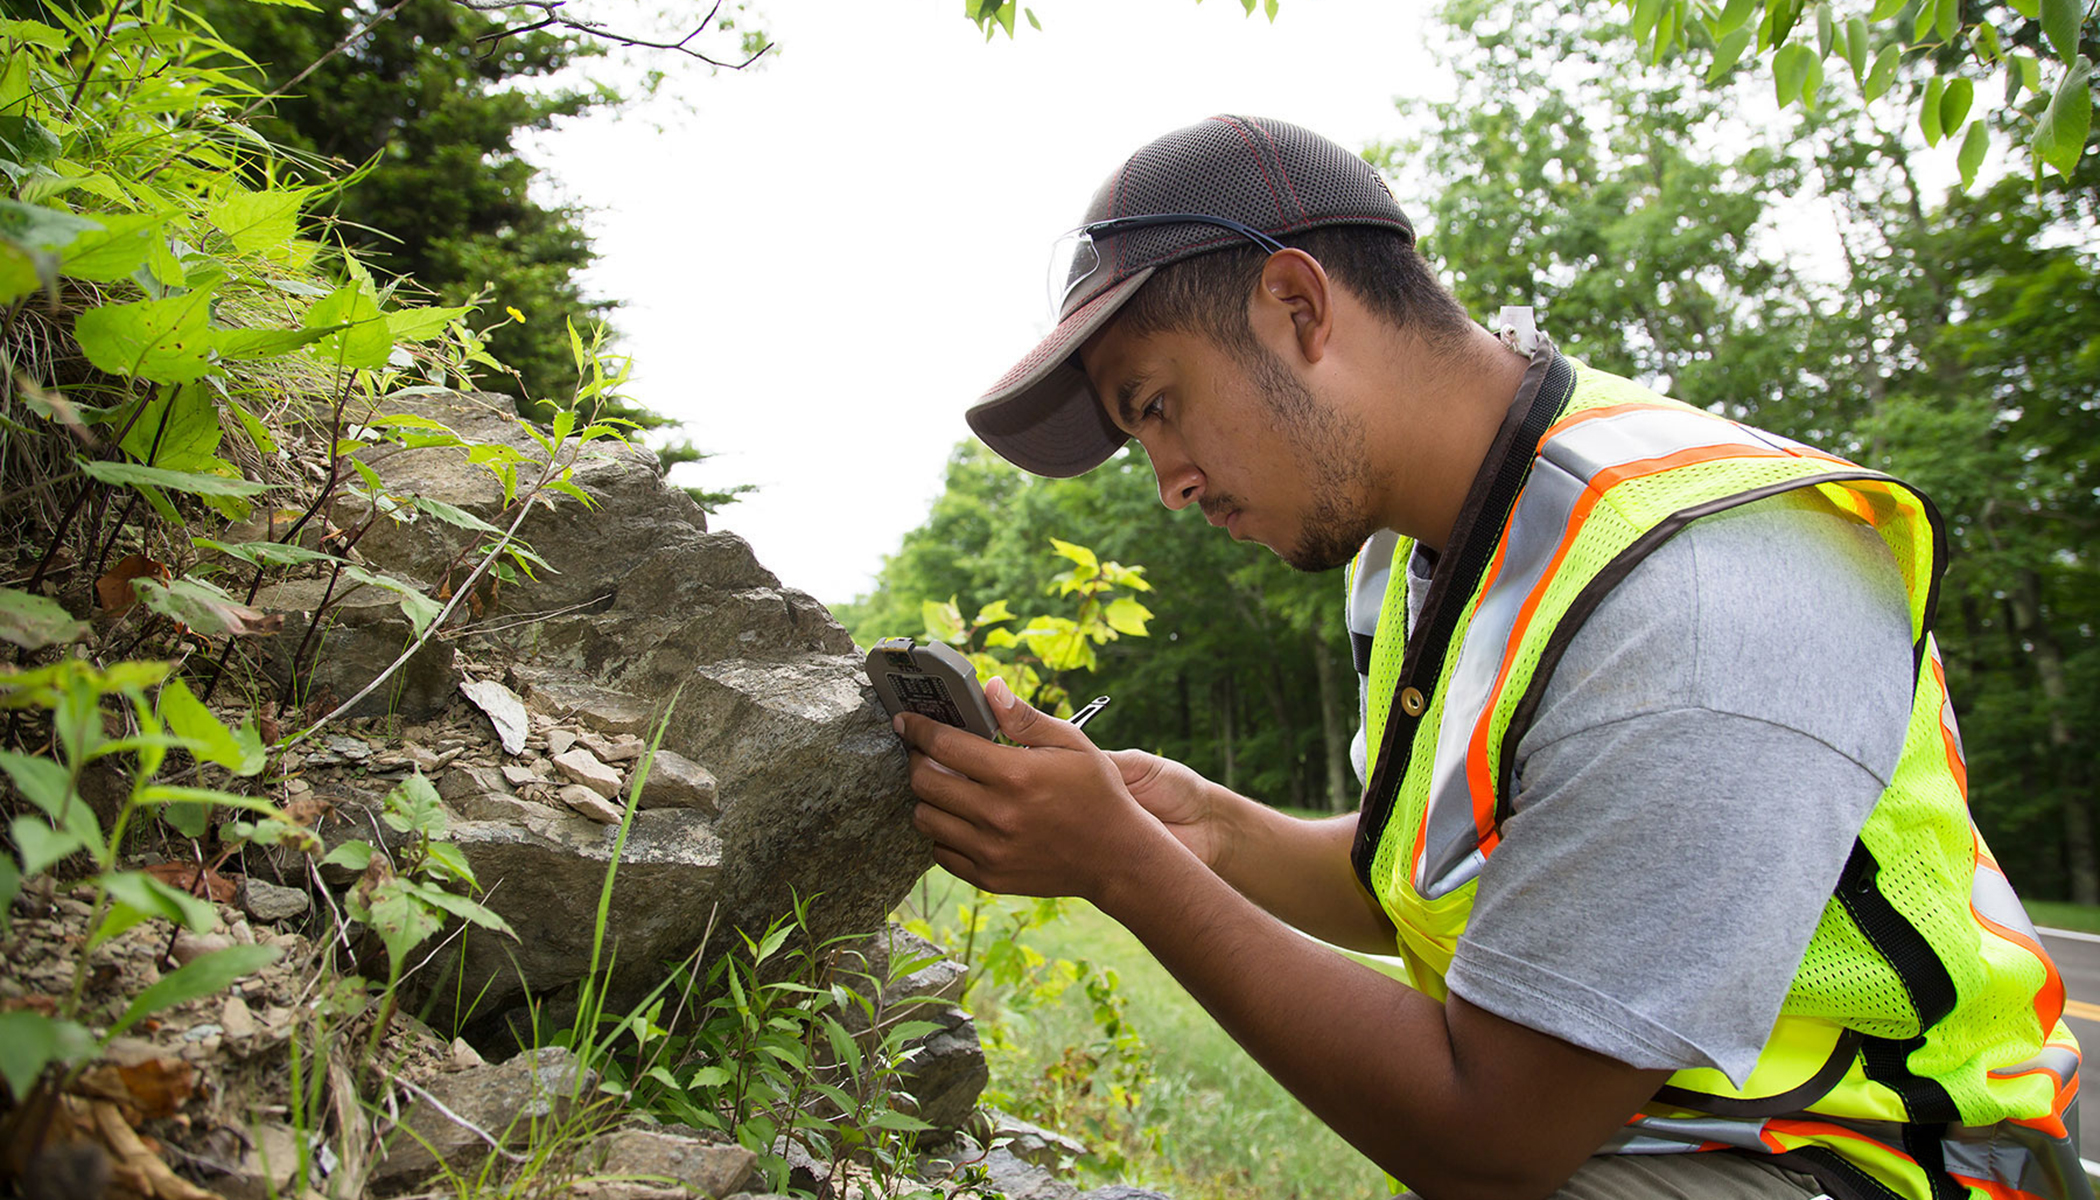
top-left (967, 269), bottom-right (1153, 478)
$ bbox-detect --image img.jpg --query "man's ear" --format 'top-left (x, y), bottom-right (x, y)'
top-left (1253, 248), bottom-right (1333, 365)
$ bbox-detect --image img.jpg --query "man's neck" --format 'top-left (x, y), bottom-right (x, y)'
top-left (1361, 323), bottom-right (1533, 554)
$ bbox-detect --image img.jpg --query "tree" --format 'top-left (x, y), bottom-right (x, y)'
top-left (195, 0), bottom-right (627, 421)
top-left (1604, 0), bottom-right (2096, 190)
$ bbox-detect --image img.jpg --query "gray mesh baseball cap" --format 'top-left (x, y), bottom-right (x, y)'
top-left (967, 114), bottom-right (1414, 478)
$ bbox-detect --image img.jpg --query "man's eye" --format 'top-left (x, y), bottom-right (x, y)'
top-left (1142, 396), bottom-right (1165, 422)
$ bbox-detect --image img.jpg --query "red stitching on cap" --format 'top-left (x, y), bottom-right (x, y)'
top-left (1214, 115), bottom-right (1287, 225)
top-left (1250, 118), bottom-right (1306, 220)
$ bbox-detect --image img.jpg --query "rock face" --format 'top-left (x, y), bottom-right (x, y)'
top-left (253, 575), bottom-right (459, 719)
top-left (329, 391), bottom-right (930, 1027)
top-left (372, 1046), bottom-right (596, 1191)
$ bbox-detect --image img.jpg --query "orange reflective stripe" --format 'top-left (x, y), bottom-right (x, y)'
top-left (1932, 651), bottom-right (1970, 799)
top-left (1970, 830), bottom-right (2069, 1039)
top-left (2008, 1064), bottom-right (2077, 1141)
top-left (1949, 1172), bottom-right (2037, 1200)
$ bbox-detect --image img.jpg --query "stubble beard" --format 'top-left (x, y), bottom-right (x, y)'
top-left (1244, 346), bottom-right (1378, 573)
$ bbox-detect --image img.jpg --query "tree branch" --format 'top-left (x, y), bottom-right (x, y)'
top-left (463, 0), bottom-right (771, 69)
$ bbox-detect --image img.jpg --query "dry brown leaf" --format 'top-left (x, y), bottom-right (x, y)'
top-left (97, 554), bottom-right (169, 616)
top-left (87, 1100), bottom-right (222, 1200)
top-left (71, 1059), bottom-right (193, 1121)
top-left (142, 863), bottom-right (237, 903)
top-left (1, 994), bottom-right (60, 1016)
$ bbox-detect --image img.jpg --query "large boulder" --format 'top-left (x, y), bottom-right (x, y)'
top-left (329, 391), bottom-right (930, 1027)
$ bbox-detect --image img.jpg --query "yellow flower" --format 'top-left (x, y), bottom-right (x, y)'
top-left (505, 306), bottom-right (525, 323)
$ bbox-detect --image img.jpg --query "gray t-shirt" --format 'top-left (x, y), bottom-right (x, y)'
top-left (1408, 491), bottom-right (1914, 1086)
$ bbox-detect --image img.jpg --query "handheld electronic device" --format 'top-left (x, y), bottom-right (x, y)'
top-left (866, 637), bottom-right (1001, 740)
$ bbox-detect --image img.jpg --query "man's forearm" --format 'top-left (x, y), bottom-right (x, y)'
top-left (1097, 828), bottom-right (1667, 1200)
top-left (1204, 785), bottom-right (1398, 954)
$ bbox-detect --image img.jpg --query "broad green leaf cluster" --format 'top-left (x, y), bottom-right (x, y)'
top-left (1610, 0), bottom-right (2095, 186)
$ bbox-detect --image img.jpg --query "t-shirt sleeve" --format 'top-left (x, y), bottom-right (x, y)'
top-left (1442, 492), bottom-right (1915, 1086)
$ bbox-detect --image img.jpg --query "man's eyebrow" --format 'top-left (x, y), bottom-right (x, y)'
top-left (1112, 370), bottom-right (1154, 432)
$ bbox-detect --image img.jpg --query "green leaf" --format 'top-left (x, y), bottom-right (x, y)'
top-left (0, 239), bottom-right (44, 304)
top-left (156, 679), bottom-right (264, 775)
top-left (59, 213), bottom-right (163, 284)
top-left (120, 381), bottom-right (222, 474)
top-left (80, 460), bottom-right (268, 498)
top-left (1708, 27), bottom-right (1755, 81)
top-left (320, 840), bottom-right (374, 871)
top-left (365, 877), bottom-right (445, 970)
top-left (1815, 3), bottom-right (1833, 58)
top-left (922, 597), bottom-right (966, 645)
top-left (305, 280), bottom-right (391, 369)
top-left (0, 750), bottom-right (71, 821)
top-left (2043, 0), bottom-right (2081, 64)
top-left (206, 188), bottom-right (302, 256)
top-left (983, 627), bottom-right (1020, 649)
top-left (1104, 596), bottom-right (1153, 637)
top-left (99, 870), bottom-right (216, 936)
top-left (0, 588), bottom-right (87, 651)
top-left (1774, 42), bottom-right (1816, 105)
top-left (1957, 119), bottom-right (1989, 188)
top-left (1867, 0), bottom-right (1905, 17)
top-left (1940, 77), bottom-right (1974, 132)
top-left (973, 599), bottom-right (1016, 626)
top-left (0, 116), bottom-right (59, 170)
top-left (1845, 16), bottom-right (1869, 82)
top-left (405, 494), bottom-right (502, 535)
top-left (1048, 538), bottom-right (1098, 572)
top-left (385, 304), bottom-right (474, 344)
top-left (1921, 75), bottom-right (1947, 145)
top-left (1865, 43), bottom-right (1902, 101)
top-left (0, 18), bottom-right (68, 49)
top-left (2008, 0), bottom-right (2040, 17)
top-left (1633, 0), bottom-right (1664, 47)
top-left (110, 944), bottom-right (279, 1039)
top-left (341, 566), bottom-right (441, 636)
top-left (420, 840), bottom-right (478, 889)
top-left (0, 1013), bottom-right (95, 1100)
top-left (11, 814), bottom-right (87, 876)
top-left (1714, 0), bottom-right (1756, 37)
top-left (0, 199), bottom-right (98, 252)
top-left (1932, 0), bottom-right (1958, 42)
top-left (214, 324), bottom-right (338, 360)
top-left (132, 576), bottom-right (277, 638)
top-left (406, 880), bottom-right (513, 937)
top-left (2033, 54), bottom-right (2093, 178)
top-left (73, 292), bottom-right (216, 383)
top-left (1976, 20), bottom-right (2003, 61)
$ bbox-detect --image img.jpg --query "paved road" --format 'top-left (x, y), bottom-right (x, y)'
top-left (2038, 928), bottom-right (2100, 1169)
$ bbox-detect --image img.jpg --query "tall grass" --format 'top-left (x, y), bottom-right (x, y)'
top-left (917, 871), bottom-right (1393, 1200)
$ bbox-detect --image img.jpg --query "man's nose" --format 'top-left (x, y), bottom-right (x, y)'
top-left (1149, 442), bottom-right (1203, 511)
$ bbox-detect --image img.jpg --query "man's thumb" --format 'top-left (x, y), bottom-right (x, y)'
top-left (985, 676), bottom-right (1086, 748)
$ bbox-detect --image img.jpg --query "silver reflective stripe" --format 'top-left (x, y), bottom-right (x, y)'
top-left (1973, 854), bottom-right (2050, 948)
top-left (1930, 641), bottom-right (1967, 760)
top-left (1942, 1113), bottom-right (2090, 1198)
top-left (1614, 1114), bottom-right (1774, 1154)
top-left (1989, 1044), bottom-right (2080, 1086)
top-left (1413, 404), bottom-right (1770, 897)
top-left (1348, 529), bottom-right (1400, 787)
top-left (1540, 405), bottom-right (1766, 482)
top-left (1415, 457), bottom-right (1587, 895)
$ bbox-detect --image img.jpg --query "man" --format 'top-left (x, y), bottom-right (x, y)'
top-left (895, 115), bottom-right (2084, 1200)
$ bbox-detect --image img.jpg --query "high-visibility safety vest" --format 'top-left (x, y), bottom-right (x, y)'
top-left (1346, 347), bottom-right (2088, 1200)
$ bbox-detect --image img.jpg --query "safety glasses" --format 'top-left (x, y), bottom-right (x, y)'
top-left (1047, 213), bottom-right (1288, 320)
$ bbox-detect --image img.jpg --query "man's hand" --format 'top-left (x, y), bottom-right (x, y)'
top-left (895, 677), bottom-right (1179, 905)
top-left (1103, 747), bottom-right (1225, 870)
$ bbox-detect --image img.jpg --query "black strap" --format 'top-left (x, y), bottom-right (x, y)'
top-left (1352, 346), bottom-right (1575, 887)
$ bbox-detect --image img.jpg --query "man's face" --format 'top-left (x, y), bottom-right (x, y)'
top-left (1079, 317), bottom-right (1376, 572)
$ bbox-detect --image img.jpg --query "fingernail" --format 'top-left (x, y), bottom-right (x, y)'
top-left (892, 714), bottom-right (906, 734)
top-left (986, 676), bottom-right (1014, 709)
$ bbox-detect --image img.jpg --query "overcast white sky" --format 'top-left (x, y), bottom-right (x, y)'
top-left (528, 0), bottom-right (1444, 608)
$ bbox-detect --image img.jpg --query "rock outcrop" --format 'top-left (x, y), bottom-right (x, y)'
top-left (315, 390), bottom-right (930, 1029)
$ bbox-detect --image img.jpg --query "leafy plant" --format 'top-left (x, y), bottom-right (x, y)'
top-left (920, 537), bottom-right (1153, 718)
top-left (0, 655), bottom-right (288, 1105)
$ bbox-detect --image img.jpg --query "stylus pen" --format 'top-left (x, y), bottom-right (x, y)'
top-left (1069, 695), bottom-right (1111, 730)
